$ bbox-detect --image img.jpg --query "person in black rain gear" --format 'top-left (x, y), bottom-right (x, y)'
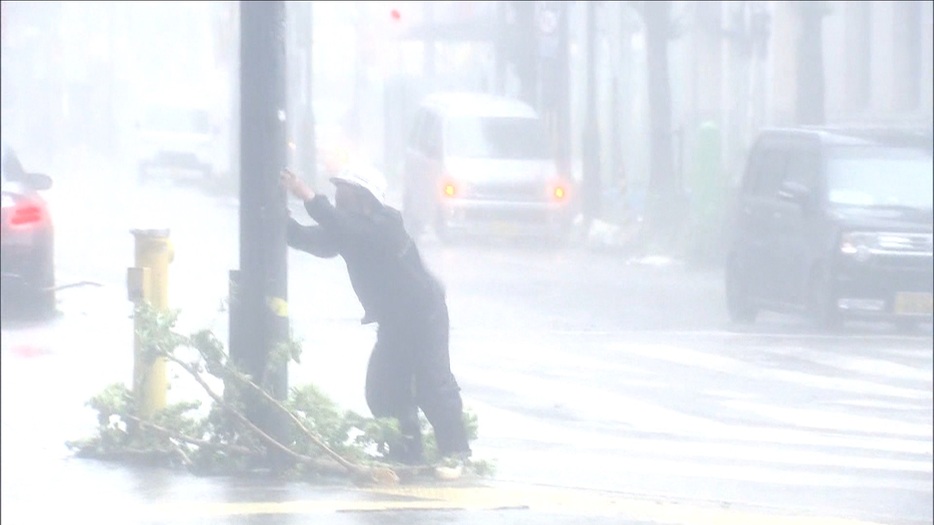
top-left (281, 164), bottom-right (471, 480)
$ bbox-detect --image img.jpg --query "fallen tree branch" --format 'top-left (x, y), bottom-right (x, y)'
top-left (168, 438), bottom-right (193, 467)
top-left (229, 369), bottom-right (353, 467)
top-left (129, 413), bottom-right (347, 476)
top-left (165, 355), bottom-right (318, 462)
top-left (124, 413), bottom-right (257, 457)
top-left (162, 354), bottom-right (394, 484)
top-left (226, 366), bottom-right (401, 486)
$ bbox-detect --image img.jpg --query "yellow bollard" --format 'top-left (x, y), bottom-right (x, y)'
top-left (128, 228), bottom-right (174, 420)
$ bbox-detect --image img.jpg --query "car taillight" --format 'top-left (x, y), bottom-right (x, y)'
top-left (9, 202), bottom-right (45, 226)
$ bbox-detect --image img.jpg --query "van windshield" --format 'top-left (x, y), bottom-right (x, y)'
top-left (826, 146), bottom-right (933, 210)
top-left (444, 117), bottom-right (549, 159)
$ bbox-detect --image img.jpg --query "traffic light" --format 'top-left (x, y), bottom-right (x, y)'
top-left (384, 2), bottom-right (408, 39)
top-left (382, 2), bottom-right (426, 40)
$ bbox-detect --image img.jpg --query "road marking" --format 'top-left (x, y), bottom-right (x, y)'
top-left (467, 371), bottom-right (931, 455)
top-left (722, 400), bottom-right (933, 439)
top-left (135, 484), bottom-right (892, 525)
top-left (600, 343), bottom-right (930, 400)
top-left (454, 327), bottom-right (934, 343)
top-left (479, 419), bottom-right (933, 474)
top-left (489, 447), bottom-right (932, 491)
top-left (462, 325), bottom-right (933, 493)
top-left (798, 354), bottom-right (933, 382)
top-left (766, 367), bottom-right (932, 400)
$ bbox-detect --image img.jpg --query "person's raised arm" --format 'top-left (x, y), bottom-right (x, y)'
top-left (281, 169), bottom-right (338, 257)
top-left (281, 168), bottom-right (315, 201)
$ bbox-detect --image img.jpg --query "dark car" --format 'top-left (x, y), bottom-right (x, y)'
top-left (1, 143), bottom-right (56, 317)
top-left (724, 126), bottom-right (933, 330)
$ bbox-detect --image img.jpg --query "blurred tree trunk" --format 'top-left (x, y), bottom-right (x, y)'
top-left (643, 1), bottom-right (680, 252)
top-left (796, 2), bottom-right (827, 125)
top-left (581, 1), bottom-right (601, 222)
top-left (509, 1), bottom-right (537, 107)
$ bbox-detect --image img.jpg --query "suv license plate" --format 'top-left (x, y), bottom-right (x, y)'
top-left (894, 292), bottom-right (934, 315)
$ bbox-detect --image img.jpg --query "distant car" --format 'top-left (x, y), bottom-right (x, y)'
top-left (135, 104), bottom-right (229, 184)
top-left (401, 92), bottom-right (574, 243)
top-left (725, 126), bottom-right (933, 330)
top-left (1, 142), bottom-right (56, 317)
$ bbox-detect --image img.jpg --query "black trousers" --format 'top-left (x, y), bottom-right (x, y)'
top-left (365, 302), bottom-right (470, 461)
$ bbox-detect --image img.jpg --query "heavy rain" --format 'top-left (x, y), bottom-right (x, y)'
top-left (1, 2), bottom-right (932, 525)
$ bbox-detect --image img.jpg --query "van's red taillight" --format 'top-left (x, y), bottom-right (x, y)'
top-left (9, 202), bottom-right (45, 226)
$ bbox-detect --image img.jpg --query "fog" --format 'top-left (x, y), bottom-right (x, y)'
top-left (2, 2), bottom-right (931, 259)
top-left (2, 4), bottom-right (933, 523)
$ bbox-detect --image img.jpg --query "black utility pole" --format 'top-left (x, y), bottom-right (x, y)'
top-left (230, 0), bottom-right (290, 466)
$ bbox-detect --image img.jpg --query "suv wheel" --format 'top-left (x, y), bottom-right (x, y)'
top-left (725, 253), bottom-right (757, 324)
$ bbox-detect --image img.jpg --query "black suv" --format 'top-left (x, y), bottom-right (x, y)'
top-left (725, 126), bottom-right (933, 330)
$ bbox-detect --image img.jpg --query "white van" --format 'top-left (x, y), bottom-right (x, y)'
top-left (134, 103), bottom-right (230, 184)
top-left (401, 92), bottom-right (574, 242)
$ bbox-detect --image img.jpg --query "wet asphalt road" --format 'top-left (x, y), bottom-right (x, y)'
top-left (1, 157), bottom-right (931, 525)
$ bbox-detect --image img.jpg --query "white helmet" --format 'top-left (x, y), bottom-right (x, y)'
top-left (330, 163), bottom-right (387, 205)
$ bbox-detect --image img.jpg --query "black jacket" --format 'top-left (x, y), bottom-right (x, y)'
top-left (287, 195), bottom-right (445, 325)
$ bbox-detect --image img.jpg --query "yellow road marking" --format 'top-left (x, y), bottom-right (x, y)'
top-left (368, 485), bottom-right (889, 525)
top-left (138, 484), bottom-right (891, 525)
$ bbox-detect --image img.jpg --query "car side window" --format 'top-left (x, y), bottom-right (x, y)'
top-left (782, 148), bottom-right (819, 191)
top-left (752, 148), bottom-right (789, 198)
